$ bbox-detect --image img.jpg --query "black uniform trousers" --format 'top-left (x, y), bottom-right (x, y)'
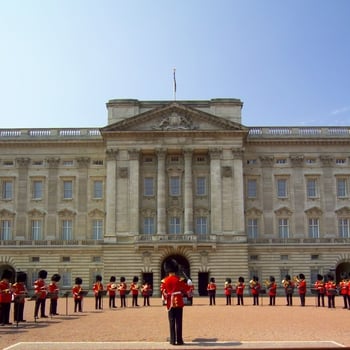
top-left (168, 307), bottom-right (183, 345)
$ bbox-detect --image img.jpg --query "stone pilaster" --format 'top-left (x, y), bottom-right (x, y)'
top-left (209, 147), bottom-right (222, 234)
top-left (129, 149), bottom-right (140, 235)
top-left (183, 148), bottom-right (193, 234)
top-left (232, 148), bottom-right (245, 233)
top-left (156, 148), bottom-right (166, 234)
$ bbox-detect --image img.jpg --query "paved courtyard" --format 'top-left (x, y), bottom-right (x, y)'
top-left (1, 296), bottom-right (349, 349)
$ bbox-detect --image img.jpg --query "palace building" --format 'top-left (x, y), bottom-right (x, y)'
top-left (1, 98), bottom-right (350, 295)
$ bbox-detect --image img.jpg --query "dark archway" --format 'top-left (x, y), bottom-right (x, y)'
top-left (336, 262), bottom-right (350, 283)
top-left (161, 254), bottom-right (190, 280)
top-left (0, 264), bottom-right (16, 283)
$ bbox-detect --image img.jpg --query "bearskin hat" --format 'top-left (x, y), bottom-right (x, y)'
top-left (253, 275), bottom-right (259, 282)
top-left (298, 273), bottom-right (305, 280)
top-left (317, 274), bottom-right (323, 281)
top-left (133, 276), bottom-right (139, 283)
top-left (225, 278), bottom-right (232, 284)
top-left (95, 275), bottom-right (102, 282)
top-left (1, 269), bottom-right (13, 280)
top-left (51, 274), bottom-right (61, 282)
top-left (210, 277), bottom-right (215, 283)
top-left (340, 272), bottom-right (348, 280)
top-left (16, 271), bottom-right (27, 283)
top-left (238, 276), bottom-right (244, 283)
top-left (164, 259), bottom-right (179, 274)
top-left (285, 274), bottom-right (291, 281)
top-left (269, 276), bottom-right (275, 282)
top-left (327, 273), bottom-right (334, 281)
top-left (38, 270), bottom-right (48, 279)
top-left (110, 276), bottom-right (116, 282)
top-left (75, 277), bottom-right (82, 285)
top-left (120, 276), bottom-right (126, 282)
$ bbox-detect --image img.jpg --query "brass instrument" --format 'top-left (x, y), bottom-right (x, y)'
top-left (281, 279), bottom-right (289, 287)
top-left (263, 280), bottom-right (271, 288)
top-left (249, 279), bottom-right (256, 288)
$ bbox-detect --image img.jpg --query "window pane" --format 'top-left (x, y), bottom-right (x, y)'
top-left (62, 220), bottom-right (73, 240)
top-left (92, 219), bottom-right (103, 240)
top-left (308, 218), bottom-right (319, 238)
top-left (62, 271), bottom-right (71, 288)
top-left (279, 218), bottom-right (289, 238)
top-left (247, 219), bottom-right (258, 238)
top-left (196, 177), bottom-right (206, 196)
top-left (33, 180), bottom-right (42, 199)
top-left (196, 217), bottom-right (207, 235)
top-left (1, 220), bottom-right (12, 240)
top-left (339, 218), bottom-right (349, 238)
top-left (143, 217), bottom-right (154, 234)
top-left (169, 217), bottom-right (181, 234)
top-left (247, 179), bottom-right (257, 198)
top-left (144, 177), bottom-right (154, 196)
top-left (307, 179), bottom-right (317, 197)
top-left (169, 176), bottom-right (180, 196)
top-left (337, 179), bottom-right (347, 197)
top-left (2, 181), bottom-right (13, 199)
top-left (63, 181), bottom-right (73, 199)
top-left (93, 181), bottom-right (103, 199)
top-left (32, 220), bottom-right (42, 240)
top-left (277, 179), bottom-right (287, 197)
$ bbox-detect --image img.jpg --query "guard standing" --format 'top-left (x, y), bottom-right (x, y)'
top-left (13, 271), bottom-right (28, 323)
top-left (34, 270), bottom-right (48, 319)
top-left (207, 277), bottom-right (216, 305)
top-left (48, 273), bottom-right (61, 316)
top-left (0, 269), bottom-right (13, 325)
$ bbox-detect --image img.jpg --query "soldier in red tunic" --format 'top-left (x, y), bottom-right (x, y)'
top-left (0, 269), bottom-right (13, 325)
top-left (250, 275), bottom-right (261, 306)
top-left (236, 276), bottom-right (245, 305)
top-left (142, 281), bottom-right (152, 306)
top-left (224, 278), bottom-right (233, 306)
top-left (34, 270), bottom-right (48, 319)
top-left (118, 276), bottom-right (127, 307)
top-left (72, 277), bottom-right (84, 312)
top-left (267, 276), bottom-right (277, 306)
top-left (130, 276), bottom-right (140, 307)
top-left (297, 273), bottom-right (307, 307)
top-left (93, 275), bottom-right (104, 310)
top-left (325, 274), bottom-right (337, 308)
top-left (339, 272), bottom-right (349, 309)
top-left (106, 276), bottom-right (117, 309)
top-left (161, 259), bottom-right (189, 346)
top-left (13, 271), bottom-right (28, 323)
top-left (314, 274), bottom-right (325, 307)
top-left (207, 277), bottom-right (216, 305)
top-left (48, 273), bottom-right (61, 316)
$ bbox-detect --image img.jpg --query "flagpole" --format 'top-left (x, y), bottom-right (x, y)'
top-left (173, 67), bottom-right (176, 101)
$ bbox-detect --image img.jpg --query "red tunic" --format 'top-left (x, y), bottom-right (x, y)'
top-left (251, 282), bottom-right (261, 295)
top-left (236, 282), bottom-right (245, 295)
top-left (325, 281), bottom-right (337, 296)
top-left (34, 278), bottom-right (47, 299)
top-left (268, 282), bottom-right (277, 297)
top-left (48, 282), bottom-right (59, 300)
top-left (224, 283), bottom-right (233, 296)
top-left (130, 282), bottom-right (139, 296)
top-left (12, 282), bottom-right (27, 304)
top-left (339, 280), bottom-right (348, 296)
top-left (106, 282), bottom-right (116, 297)
top-left (72, 285), bottom-right (83, 300)
top-left (118, 282), bottom-right (127, 296)
top-left (92, 281), bottom-right (103, 296)
top-left (298, 280), bottom-right (307, 295)
top-left (0, 279), bottom-right (12, 303)
top-left (314, 280), bottom-right (325, 294)
top-left (162, 274), bottom-right (189, 310)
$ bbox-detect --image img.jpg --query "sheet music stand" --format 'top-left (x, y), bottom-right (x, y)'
top-left (62, 291), bottom-right (70, 316)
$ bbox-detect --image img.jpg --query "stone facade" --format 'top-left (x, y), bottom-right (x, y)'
top-left (0, 98), bottom-right (350, 295)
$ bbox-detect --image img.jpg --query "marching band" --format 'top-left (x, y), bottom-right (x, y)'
top-left (1, 268), bottom-right (350, 327)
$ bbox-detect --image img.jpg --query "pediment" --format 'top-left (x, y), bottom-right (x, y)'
top-left (101, 102), bottom-right (246, 133)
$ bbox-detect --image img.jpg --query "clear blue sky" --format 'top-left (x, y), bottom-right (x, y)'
top-left (1, 0), bottom-right (349, 128)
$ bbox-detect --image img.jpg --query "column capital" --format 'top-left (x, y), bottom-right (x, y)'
top-left (46, 157), bottom-right (60, 168)
top-left (128, 148), bottom-right (140, 160)
top-left (76, 157), bottom-right (90, 168)
top-left (16, 157), bottom-right (31, 168)
top-left (106, 148), bottom-right (118, 160)
top-left (232, 147), bottom-right (244, 160)
top-left (155, 148), bottom-right (167, 159)
top-left (209, 147), bottom-right (222, 160)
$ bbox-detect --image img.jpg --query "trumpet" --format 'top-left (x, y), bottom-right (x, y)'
top-left (249, 279), bottom-right (256, 288)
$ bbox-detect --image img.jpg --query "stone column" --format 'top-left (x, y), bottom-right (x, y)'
top-left (183, 148), bottom-right (193, 234)
top-left (232, 148), bottom-right (245, 233)
top-left (128, 149), bottom-right (140, 235)
top-left (156, 148), bottom-right (167, 234)
top-left (47, 157), bottom-right (60, 238)
top-left (105, 148), bottom-right (118, 242)
top-left (209, 147), bottom-right (222, 234)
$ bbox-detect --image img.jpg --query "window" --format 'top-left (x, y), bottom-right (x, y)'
top-left (339, 218), bottom-right (350, 238)
top-left (92, 160), bottom-right (104, 166)
top-left (276, 159), bottom-right (287, 164)
top-left (92, 256), bottom-right (101, 262)
top-left (93, 180), bottom-right (103, 199)
top-left (247, 159), bottom-right (257, 165)
top-left (63, 160), bottom-right (74, 166)
top-left (0, 220), bottom-right (12, 240)
top-left (144, 177), bottom-right (154, 196)
top-left (62, 271), bottom-right (72, 288)
top-left (247, 179), bottom-right (257, 199)
top-left (280, 255), bottom-right (289, 261)
top-left (92, 219), bottom-right (103, 240)
top-left (196, 177), bottom-right (206, 196)
top-left (307, 178), bottom-right (318, 198)
top-left (2, 180), bottom-right (13, 200)
top-left (336, 158), bottom-right (346, 165)
top-left (32, 180), bottom-right (43, 200)
top-left (247, 218), bottom-right (258, 239)
top-left (31, 220), bottom-right (42, 240)
top-left (62, 256), bottom-right (71, 263)
top-left (196, 217), bottom-right (207, 235)
top-left (63, 180), bottom-right (73, 199)
top-left (169, 176), bottom-right (180, 196)
top-left (337, 178), bottom-right (348, 198)
top-left (169, 217), bottom-right (181, 234)
top-left (143, 217), bottom-right (155, 234)
top-left (308, 218), bottom-right (319, 238)
top-left (170, 156), bottom-right (179, 162)
top-left (31, 256), bottom-right (40, 262)
top-left (62, 220), bottom-right (73, 240)
top-left (306, 158), bottom-right (316, 164)
top-left (277, 179), bottom-right (288, 198)
top-left (278, 218), bottom-right (289, 238)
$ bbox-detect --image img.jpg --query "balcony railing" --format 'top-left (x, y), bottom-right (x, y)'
top-left (0, 128), bottom-right (102, 139)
